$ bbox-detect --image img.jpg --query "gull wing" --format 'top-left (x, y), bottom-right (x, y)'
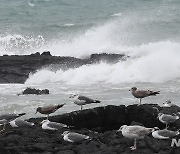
top-left (47, 122), bottom-right (67, 129)
top-left (67, 132), bottom-right (90, 142)
top-left (127, 126), bottom-right (151, 136)
top-left (162, 115), bottom-right (178, 122)
top-left (158, 130), bottom-right (178, 138)
top-left (78, 95), bottom-right (94, 104)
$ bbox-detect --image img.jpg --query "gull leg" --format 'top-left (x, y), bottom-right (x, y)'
top-left (138, 98), bottom-right (142, 106)
top-left (166, 124), bottom-right (169, 129)
top-left (47, 115), bottom-right (49, 120)
top-left (130, 139), bottom-right (137, 150)
top-left (81, 105), bottom-right (82, 110)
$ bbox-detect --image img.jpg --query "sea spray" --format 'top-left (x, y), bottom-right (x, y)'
top-left (25, 41), bottom-right (180, 85)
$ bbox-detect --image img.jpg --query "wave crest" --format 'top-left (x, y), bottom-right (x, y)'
top-left (25, 41), bottom-right (180, 85)
top-left (0, 34), bottom-right (45, 55)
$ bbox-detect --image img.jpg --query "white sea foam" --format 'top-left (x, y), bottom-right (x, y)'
top-left (28, 0), bottom-right (35, 7)
top-left (111, 12), bottom-right (122, 17)
top-left (0, 34), bottom-right (45, 55)
top-left (25, 41), bottom-right (180, 85)
top-left (63, 23), bottom-right (75, 27)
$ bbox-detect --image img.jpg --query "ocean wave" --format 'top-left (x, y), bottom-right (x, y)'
top-left (25, 41), bottom-right (180, 85)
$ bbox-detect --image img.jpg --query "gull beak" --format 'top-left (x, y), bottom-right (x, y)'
top-left (157, 115), bottom-right (160, 119)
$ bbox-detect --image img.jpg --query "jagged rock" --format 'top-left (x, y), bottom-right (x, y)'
top-left (0, 104), bottom-right (180, 153)
top-left (30, 105), bottom-right (126, 132)
top-left (0, 52), bottom-right (128, 83)
top-left (88, 53), bottom-right (128, 63)
top-left (21, 87), bottom-right (49, 95)
top-left (41, 51), bottom-right (52, 56)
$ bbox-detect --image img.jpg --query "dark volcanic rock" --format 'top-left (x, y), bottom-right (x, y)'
top-left (88, 53), bottom-right (128, 63)
top-left (1, 104), bottom-right (180, 154)
top-left (0, 52), bottom-right (128, 83)
top-left (21, 87), bottom-right (50, 95)
top-left (0, 52), bottom-right (84, 83)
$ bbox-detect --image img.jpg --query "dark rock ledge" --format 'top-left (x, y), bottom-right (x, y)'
top-left (0, 104), bottom-right (180, 154)
top-left (0, 52), bottom-right (127, 83)
top-left (20, 87), bottom-right (50, 95)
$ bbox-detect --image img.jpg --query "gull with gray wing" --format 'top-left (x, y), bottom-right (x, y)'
top-left (118, 125), bottom-right (154, 150)
top-left (162, 100), bottom-right (177, 107)
top-left (158, 113), bottom-right (179, 129)
top-left (35, 104), bottom-right (65, 119)
top-left (129, 87), bottom-right (160, 105)
top-left (69, 94), bottom-right (100, 110)
top-left (152, 127), bottom-right (180, 139)
top-left (41, 119), bottom-right (68, 130)
top-left (10, 119), bottom-right (34, 128)
top-left (0, 113), bottom-right (26, 132)
top-left (62, 131), bottom-right (91, 143)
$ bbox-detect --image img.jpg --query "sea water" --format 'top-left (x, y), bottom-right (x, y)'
top-left (0, 0), bottom-right (180, 119)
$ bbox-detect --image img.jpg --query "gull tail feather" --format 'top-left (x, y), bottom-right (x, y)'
top-left (93, 100), bottom-right (101, 103)
top-left (150, 91), bottom-right (160, 96)
top-left (18, 113), bottom-right (26, 117)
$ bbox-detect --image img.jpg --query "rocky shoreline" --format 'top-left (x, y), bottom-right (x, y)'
top-left (0, 104), bottom-right (180, 154)
top-left (0, 52), bottom-right (127, 84)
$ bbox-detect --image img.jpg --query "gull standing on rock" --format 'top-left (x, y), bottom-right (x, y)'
top-left (118, 125), bottom-right (154, 150)
top-left (0, 113), bottom-right (26, 132)
top-left (62, 131), bottom-right (91, 143)
top-left (158, 113), bottom-right (179, 129)
top-left (41, 119), bottom-right (68, 130)
top-left (152, 127), bottom-right (180, 139)
top-left (10, 119), bottom-right (34, 128)
top-left (35, 104), bottom-right (65, 119)
top-left (69, 94), bottom-right (101, 110)
top-left (129, 87), bottom-right (160, 105)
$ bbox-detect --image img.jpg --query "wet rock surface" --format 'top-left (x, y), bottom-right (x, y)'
top-left (0, 52), bottom-right (127, 83)
top-left (20, 87), bottom-right (50, 95)
top-left (0, 104), bottom-right (180, 154)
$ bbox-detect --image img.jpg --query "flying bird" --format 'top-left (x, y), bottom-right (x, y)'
top-left (62, 131), bottom-right (91, 143)
top-left (69, 94), bottom-right (100, 110)
top-left (118, 125), bottom-right (154, 150)
top-left (129, 87), bottom-right (160, 105)
top-left (0, 113), bottom-right (26, 132)
top-left (35, 104), bottom-right (65, 119)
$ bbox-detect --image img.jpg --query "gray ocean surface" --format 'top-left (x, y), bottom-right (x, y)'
top-left (0, 0), bottom-right (180, 119)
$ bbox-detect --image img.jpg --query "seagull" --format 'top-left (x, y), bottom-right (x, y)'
top-left (0, 113), bottom-right (26, 132)
top-left (118, 125), bottom-right (154, 150)
top-left (162, 100), bottom-right (176, 107)
top-left (35, 104), bottom-right (65, 119)
top-left (157, 113), bottom-right (179, 129)
top-left (62, 131), bottom-right (91, 143)
top-left (40, 119), bottom-right (68, 130)
top-left (129, 87), bottom-right (160, 105)
top-left (9, 119), bottom-right (34, 128)
top-left (152, 127), bottom-right (180, 139)
top-left (69, 94), bottom-right (101, 110)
